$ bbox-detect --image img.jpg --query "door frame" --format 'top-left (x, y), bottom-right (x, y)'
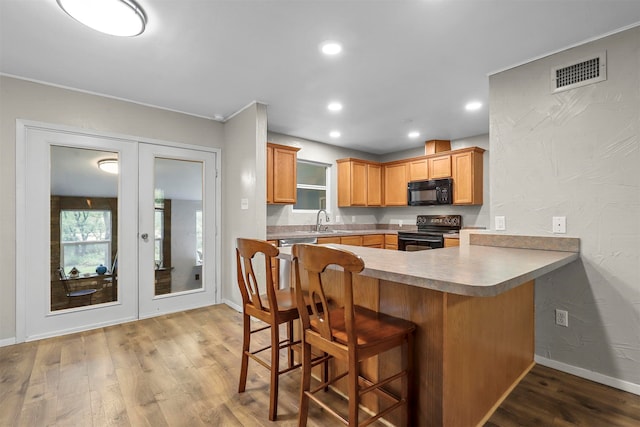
top-left (15, 120), bottom-right (222, 343)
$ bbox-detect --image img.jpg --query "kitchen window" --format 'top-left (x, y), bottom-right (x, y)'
top-left (294, 160), bottom-right (330, 211)
top-left (60, 209), bottom-right (112, 274)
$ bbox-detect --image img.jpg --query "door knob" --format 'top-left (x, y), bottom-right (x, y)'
top-left (141, 233), bottom-right (149, 241)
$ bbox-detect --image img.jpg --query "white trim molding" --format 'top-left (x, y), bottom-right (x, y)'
top-left (535, 355), bottom-right (640, 396)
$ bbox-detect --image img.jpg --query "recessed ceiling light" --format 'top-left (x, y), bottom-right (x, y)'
top-left (408, 131), bottom-right (420, 139)
top-left (327, 102), bottom-right (343, 112)
top-left (320, 41), bottom-right (342, 55)
top-left (465, 101), bottom-right (483, 111)
top-left (329, 131), bottom-right (341, 138)
top-left (98, 158), bottom-right (119, 174)
top-left (57, 0), bottom-right (147, 37)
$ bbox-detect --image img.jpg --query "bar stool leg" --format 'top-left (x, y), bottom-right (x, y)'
top-left (269, 321), bottom-right (280, 421)
top-left (298, 340), bottom-right (312, 427)
top-left (238, 314), bottom-right (251, 393)
top-left (348, 357), bottom-right (359, 426)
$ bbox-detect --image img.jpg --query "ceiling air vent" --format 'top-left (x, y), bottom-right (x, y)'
top-left (551, 51), bottom-right (606, 93)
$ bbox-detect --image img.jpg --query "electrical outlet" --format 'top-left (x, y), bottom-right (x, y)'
top-left (351, 216), bottom-right (355, 223)
top-left (555, 309), bottom-right (569, 327)
top-left (335, 215), bottom-right (341, 223)
top-left (553, 216), bottom-right (566, 234)
top-left (495, 216), bottom-right (506, 231)
top-left (399, 220), bottom-right (403, 227)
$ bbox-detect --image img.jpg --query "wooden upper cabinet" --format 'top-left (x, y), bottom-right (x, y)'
top-left (366, 163), bottom-right (382, 206)
top-left (408, 158), bottom-right (428, 181)
top-left (428, 154), bottom-right (451, 179)
top-left (383, 161), bottom-right (409, 206)
top-left (452, 147), bottom-right (484, 205)
top-left (267, 142), bottom-right (300, 204)
top-left (337, 159), bottom-right (380, 207)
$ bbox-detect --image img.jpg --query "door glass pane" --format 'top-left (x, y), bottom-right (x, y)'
top-left (154, 157), bottom-right (204, 296)
top-left (50, 146), bottom-right (119, 311)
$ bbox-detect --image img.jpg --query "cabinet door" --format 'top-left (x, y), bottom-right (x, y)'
top-left (266, 145), bottom-right (274, 203)
top-left (383, 163), bottom-right (408, 206)
top-left (363, 234), bottom-right (384, 248)
top-left (444, 238), bottom-right (460, 248)
top-left (341, 235), bottom-right (363, 246)
top-left (452, 150), bottom-right (483, 205)
top-left (408, 158), bottom-right (428, 181)
top-left (428, 154), bottom-right (451, 179)
top-left (367, 163), bottom-right (382, 206)
top-left (384, 234), bottom-right (398, 250)
top-left (351, 161), bottom-right (368, 206)
top-left (272, 146), bottom-right (297, 203)
top-left (317, 236), bottom-right (341, 244)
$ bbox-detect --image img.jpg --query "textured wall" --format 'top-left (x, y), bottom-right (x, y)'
top-left (489, 27), bottom-right (640, 386)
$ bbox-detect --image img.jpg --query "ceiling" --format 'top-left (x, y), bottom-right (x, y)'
top-left (2, 1), bottom-right (640, 154)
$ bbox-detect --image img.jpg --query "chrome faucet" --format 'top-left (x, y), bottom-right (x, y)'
top-left (316, 209), bottom-right (330, 232)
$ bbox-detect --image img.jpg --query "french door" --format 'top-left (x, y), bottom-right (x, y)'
top-left (17, 123), bottom-right (219, 341)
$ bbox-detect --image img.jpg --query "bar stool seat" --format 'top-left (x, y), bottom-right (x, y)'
top-left (292, 243), bottom-right (416, 427)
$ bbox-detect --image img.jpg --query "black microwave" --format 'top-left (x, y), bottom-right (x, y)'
top-left (407, 178), bottom-right (453, 205)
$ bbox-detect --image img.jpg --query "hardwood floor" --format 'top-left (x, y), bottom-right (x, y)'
top-left (1, 304), bottom-right (639, 426)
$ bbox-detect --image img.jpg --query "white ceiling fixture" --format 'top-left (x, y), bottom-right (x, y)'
top-left (408, 131), bottom-right (420, 139)
top-left (329, 130), bottom-right (341, 138)
top-left (56, 0), bottom-right (147, 37)
top-left (97, 158), bottom-right (119, 174)
top-left (320, 41), bottom-right (342, 55)
top-left (327, 102), bottom-right (343, 112)
top-left (465, 101), bottom-right (483, 111)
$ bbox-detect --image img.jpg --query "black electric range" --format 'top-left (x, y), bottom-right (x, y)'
top-left (397, 215), bottom-right (461, 251)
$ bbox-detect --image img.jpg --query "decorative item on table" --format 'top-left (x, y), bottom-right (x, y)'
top-left (96, 264), bottom-right (108, 275)
top-left (69, 267), bottom-right (79, 278)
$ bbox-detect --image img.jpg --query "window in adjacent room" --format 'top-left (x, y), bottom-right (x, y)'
top-left (293, 160), bottom-right (330, 211)
top-left (195, 209), bottom-right (203, 265)
top-left (154, 208), bottom-right (164, 268)
top-left (60, 210), bottom-right (112, 274)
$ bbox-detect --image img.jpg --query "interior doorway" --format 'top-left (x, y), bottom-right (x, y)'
top-left (16, 122), bottom-right (220, 342)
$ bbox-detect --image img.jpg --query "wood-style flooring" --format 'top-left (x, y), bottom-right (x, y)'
top-left (1, 304), bottom-right (639, 426)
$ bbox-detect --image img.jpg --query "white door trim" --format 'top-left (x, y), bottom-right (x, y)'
top-left (15, 119), bottom-right (221, 343)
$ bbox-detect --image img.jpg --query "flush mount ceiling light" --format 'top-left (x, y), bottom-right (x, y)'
top-left (98, 158), bottom-right (119, 174)
top-left (465, 101), bottom-right (483, 111)
top-left (320, 41), bottom-right (342, 55)
top-left (57, 0), bottom-right (147, 37)
top-left (329, 130), bottom-right (341, 138)
top-left (327, 101), bottom-right (343, 112)
top-left (408, 131), bottom-right (420, 139)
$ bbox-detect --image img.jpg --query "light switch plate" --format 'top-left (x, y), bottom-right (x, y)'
top-left (495, 216), bottom-right (506, 231)
top-left (240, 198), bottom-right (249, 210)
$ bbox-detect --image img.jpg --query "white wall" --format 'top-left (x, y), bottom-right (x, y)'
top-left (489, 27), bottom-right (639, 387)
top-left (0, 76), bottom-right (223, 342)
top-left (170, 199), bottom-right (202, 292)
top-left (222, 103), bottom-right (268, 308)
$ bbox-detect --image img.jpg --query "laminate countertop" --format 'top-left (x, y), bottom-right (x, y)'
top-left (278, 241), bottom-right (579, 297)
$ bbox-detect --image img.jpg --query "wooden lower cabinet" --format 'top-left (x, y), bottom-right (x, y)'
top-left (444, 237), bottom-right (460, 248)
top-left (340, 235), bottom-right (363, 246)
top-left (384, 234), bottom-right (398, 250)
top-left (362, 234), bottom-right (384, 248)
top-left (317, 236), bottom-right (341, 244)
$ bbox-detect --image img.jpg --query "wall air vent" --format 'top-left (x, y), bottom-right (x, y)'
top-left (551, 51), bottom-right (606, 93)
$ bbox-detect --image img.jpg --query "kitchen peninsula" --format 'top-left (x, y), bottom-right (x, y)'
top-left (278, 233), bottom-right (580, 426)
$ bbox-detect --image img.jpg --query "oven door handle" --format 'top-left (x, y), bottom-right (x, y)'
top-left (399, 237), bottom-right (442, 243)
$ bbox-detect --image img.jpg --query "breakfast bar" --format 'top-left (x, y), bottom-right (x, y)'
top-left (278, 233), bottom-right (580, 426)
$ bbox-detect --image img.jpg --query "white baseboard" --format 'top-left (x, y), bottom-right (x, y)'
top-left (223, 299), bottom-right (242, 312)
top-left (0, 337), bottom-right (17, 347)
top-left (535, 355), bottom-right (640, 396)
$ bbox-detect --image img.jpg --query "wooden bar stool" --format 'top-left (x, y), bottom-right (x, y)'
top-left (292, 243), bottom-right (416, 427)
top-left (236, 238), bottom-right (301, 421)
